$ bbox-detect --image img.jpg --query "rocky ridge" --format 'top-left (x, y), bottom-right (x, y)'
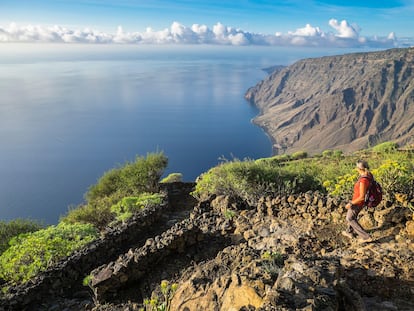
top-left (245, 47), bottom-right (414, 155)
top-left (1, 183), bottom-right (413, 311)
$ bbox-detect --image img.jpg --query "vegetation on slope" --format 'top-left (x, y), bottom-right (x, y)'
top-left (61, 151), bottom-right (168, 229)
top-left (0, 223), bottom-right (98, 285)
top-left (193, 142), bottom-right (414, 206)
top-left (0, 152), bottom-right (168, 288)
top-left (0, 145), bottom-right (413, 290)
top-left (0, 219), bottom-right (43, 255)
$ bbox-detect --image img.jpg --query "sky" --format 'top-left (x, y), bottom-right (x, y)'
top-left (0, 0), bottom-right (414, 48)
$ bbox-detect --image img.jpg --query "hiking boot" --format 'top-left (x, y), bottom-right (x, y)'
top-left (341, 230), bottom-right (354, 239)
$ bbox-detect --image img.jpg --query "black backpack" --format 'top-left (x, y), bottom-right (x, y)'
top-left (362, 176), bottom-right (383, 207)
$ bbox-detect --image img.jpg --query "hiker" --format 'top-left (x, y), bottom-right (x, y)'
top-left (342, 160), bottom-right (373, 243)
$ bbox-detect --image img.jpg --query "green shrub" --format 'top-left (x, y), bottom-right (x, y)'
top-left (0, 223), bottom-right (98, 285)
top-left (371, 159), bottom-right (414, 199)
top-left (61, 199), bottom-right (116, 230)
top-left (282, 159), bottom-right (331, 193)
top-left (372, 141), bottom-right (398, 153)
top-left (85, 169), bottom-right (122, 203)
top-left (255, 154), bottom-right (291, 165)
top-left (323, 172), bottom-right (358, 198)
top-left (291, 151), bottom-right (308, 160)
top-left (193, 159), bottom-right (322, 205)
top-left (322, 149), bottom-right (343, 158)
top-left (276, 154), bottom-right (291, 162)
top-left (86, 152), bottom-right (168, 203)
top-left (63, 152), bottom-right (168, 229)
top-left (322, 149), bottom-right (334, 157)
top-left (160, 173), bottom-right (183, 183)
top-left (110, 193), bottom-right (165, 221)
top-left (0, 219), bottom-right (43, 255)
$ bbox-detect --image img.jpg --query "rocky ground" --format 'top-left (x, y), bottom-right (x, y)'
top-left (89, 193), bottom-right (414, 311)
top-left (2, 188), bottom-right (413, 311)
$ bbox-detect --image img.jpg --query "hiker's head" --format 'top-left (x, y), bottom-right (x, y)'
top-left (356, 160), bottom-right (369, 172)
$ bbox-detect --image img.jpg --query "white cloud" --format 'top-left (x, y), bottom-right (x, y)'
top-left (0, 20), bottom-right (408, 48)
top-left (289, 24), bottom-right (323, 37)
top-left (328, 19), bottom-right (359, 39)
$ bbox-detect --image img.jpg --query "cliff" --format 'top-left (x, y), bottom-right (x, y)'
top-left (1, 183), bottom-right (413, 310)
top-left (245, 47), bottom-right (414, 155)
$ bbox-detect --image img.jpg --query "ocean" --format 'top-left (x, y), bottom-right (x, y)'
top-left (0, 44), bottom-right (373, 224)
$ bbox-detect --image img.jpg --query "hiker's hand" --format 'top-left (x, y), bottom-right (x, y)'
top-left (345, 203), bottom-right (352, 209)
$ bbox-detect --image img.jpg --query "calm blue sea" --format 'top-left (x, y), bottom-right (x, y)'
top-left (0, 44), bottom-right (373, 224)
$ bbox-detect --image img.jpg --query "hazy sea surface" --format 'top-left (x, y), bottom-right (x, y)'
top-left (0, 44), bottom-right (375, 224)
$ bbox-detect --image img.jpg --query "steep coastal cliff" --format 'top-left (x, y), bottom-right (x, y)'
top-left (246, 47), bottom-right (414, 154)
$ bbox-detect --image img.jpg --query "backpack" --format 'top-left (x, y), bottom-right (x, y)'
top-left (362, 176), bottom-right (383, 207)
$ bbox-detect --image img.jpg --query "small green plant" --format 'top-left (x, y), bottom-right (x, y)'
top-left (143, 280), bottom-right (178, 311)
top-left (82, 274), bottom-right (92, 287)
top-left (223, 209), bottom-right (236, 219)
top-left (160, 173), bottom-right (183, 183)
top-left (0, 223), bottom-right (98, 285)
top-left (261, 251), bottom-right (284, 278)
top-left (262, 251), bottom-right (284, 266)
top-left (110, 193), bottom-right (165, 222)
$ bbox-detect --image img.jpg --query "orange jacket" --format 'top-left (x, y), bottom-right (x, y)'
top-left (352, 174), bottom-right (372, 207)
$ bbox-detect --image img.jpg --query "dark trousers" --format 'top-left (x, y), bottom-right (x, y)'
top-left (346, 205), bottom-right (370, 239)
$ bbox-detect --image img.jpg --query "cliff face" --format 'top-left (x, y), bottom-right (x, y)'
top-left (246, 47), bottom-right (414, 154)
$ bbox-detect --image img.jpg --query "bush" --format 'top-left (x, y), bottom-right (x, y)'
top-left (323, 172), bottom-right (358, 198)
top-left (255, 154), bottom-right (291, 165)
top-left (372, 141), bottom-right (398, 153)
top-left (0, 219), bottom-right (43, 255)
top-left (291, 151), bottom-right (308, 160)
top-left (192, 159), bottom-right (322, 205)
top-left (63, 152), bottom-right (168, 229)
top-left (61, 199), bottom-right (116, 230)
top-left (322, 149), bottom-right (334, 157)
top-left (0, 223), bottom-right (98, 285)
top-left (86, 152), bottom-right (168, 203)
top-left (322, 149), bottom-right (343, 158)
top-left (160, 173), bottom-right (183, 183)
top-left (110, 193), bottom-right (165, 221)
top-left (371, 159), bottom-right (414, 199)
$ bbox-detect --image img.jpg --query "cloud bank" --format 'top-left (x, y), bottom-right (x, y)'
top-left (0, 19), bottom-right (407, 48)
